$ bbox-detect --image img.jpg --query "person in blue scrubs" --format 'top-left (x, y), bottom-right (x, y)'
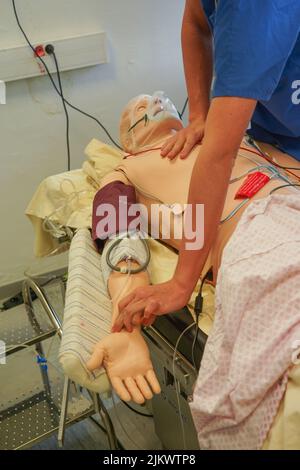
top-left (113, 0), bottom-right (300, 331)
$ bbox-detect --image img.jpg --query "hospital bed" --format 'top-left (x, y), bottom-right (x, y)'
top-left (23, 138), bottom-right (300, 450)
top-left (0, 273), bottom-right (108, 450)
top-left (14, 227), bottom-right (209, 450)
top-left (57, 227), bottom-right (210, 449)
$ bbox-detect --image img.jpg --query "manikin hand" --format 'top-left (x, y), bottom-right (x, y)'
top-left (86, 328), bottom-right (161, 404)
top-left (113, 279), bottom-right (191, 333)
top-left (160, 117), bottom-right (205, 160)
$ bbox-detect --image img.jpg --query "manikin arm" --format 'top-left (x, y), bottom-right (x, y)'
top-left (86, 261), bottom-right (161, 404)
top-left (87, 173), bottom-right (161, 404)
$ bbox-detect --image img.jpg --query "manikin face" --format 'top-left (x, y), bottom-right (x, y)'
top-left (120, 92), bottom-right (183, 153)
top-left (131, 92), bottom-right (181, 127)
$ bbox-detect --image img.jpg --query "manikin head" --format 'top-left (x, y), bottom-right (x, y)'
top-left (120, 92), bottom-right (184, 153)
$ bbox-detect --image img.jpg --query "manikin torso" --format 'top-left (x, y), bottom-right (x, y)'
top-left (115, 141), bottom-right (300, 283)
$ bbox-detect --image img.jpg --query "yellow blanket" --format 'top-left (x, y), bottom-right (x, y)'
top-left (26, 138), bottom-right (300, 450)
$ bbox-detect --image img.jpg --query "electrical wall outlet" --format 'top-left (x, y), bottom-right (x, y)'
top-left (0, 31), bottom-right (108, 82)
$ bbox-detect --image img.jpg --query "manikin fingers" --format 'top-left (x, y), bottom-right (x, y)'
top-left (135, 375), bottom-right (153, 400)
top-left (86, 347), bottom-right (104, 371)
top-left (110, 377), bottom-right (131, 402)
top-left (146, 369), bottom-right (161, 394)
top-left (124, 377), bottom-right (145, 404)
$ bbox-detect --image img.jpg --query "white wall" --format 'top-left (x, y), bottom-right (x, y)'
top-left (0, 0), bottom-right (186, 286)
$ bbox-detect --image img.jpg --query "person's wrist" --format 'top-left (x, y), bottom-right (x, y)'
top-left (172, 275), bottom-right (193, 302)
top-left (189, 114), bottom-right (206, 126)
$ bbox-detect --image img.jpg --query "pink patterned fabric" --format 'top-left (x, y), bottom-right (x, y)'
top-left (190, 194), bottom-right (300, 450)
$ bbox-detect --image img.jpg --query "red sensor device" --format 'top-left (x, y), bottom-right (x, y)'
top-left (235, 171), bottom-right (271, 200)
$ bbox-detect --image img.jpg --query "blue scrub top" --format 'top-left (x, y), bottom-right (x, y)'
top-left (202, 0), bottom-right (300, 161)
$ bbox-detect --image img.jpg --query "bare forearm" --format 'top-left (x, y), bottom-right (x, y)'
top-left (175, 146), bottom-right (233, 291)
top-left (182, 2), bottom-right (213, 121)
top-left (174, 97), bottom-right (257, 294)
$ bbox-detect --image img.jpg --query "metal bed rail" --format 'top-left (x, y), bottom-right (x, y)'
top-left (0, 275), bottom-right (119, 450)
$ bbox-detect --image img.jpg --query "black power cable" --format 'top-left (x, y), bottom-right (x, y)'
top-left (179, 97), bottom-right (189, 120)
top-left (191, 269), bottom-right (211, 370)
top-left (247, 137), bottom-right (300, 171)
top-left (12, 0), bottom-right (123, 151)
top-left (270, 183), bottom-right (300, 195)
top-left (121, 400), bottom-right (153, 418)
top-left (45, 44), bottom-right (71, 171)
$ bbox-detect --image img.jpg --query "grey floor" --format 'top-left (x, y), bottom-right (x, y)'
top-left (31, 400), bottom-right (162, 450)
top-left (0, 279), bottom-right (162, 451)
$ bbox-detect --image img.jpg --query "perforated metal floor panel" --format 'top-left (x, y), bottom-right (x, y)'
top-left (0, 369), bottom-right (94, 450)
top-left (0, 287), bottom-right (94, 450)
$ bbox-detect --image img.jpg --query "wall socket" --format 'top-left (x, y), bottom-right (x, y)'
top-left (0, 31), bottom-right (108, 82)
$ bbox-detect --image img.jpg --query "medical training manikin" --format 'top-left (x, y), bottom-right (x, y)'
top-left (26, 91), bottom-right (300, 449)
top-left (86, 91), bottom-right (300, 449)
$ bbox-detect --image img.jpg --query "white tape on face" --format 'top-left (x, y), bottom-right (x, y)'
top-left (0, 81), bottom-right (6, 104)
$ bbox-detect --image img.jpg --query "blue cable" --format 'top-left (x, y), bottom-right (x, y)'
top-left (222, 163), bottom-right (295, 224)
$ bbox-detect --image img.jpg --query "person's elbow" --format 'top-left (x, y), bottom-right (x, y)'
top-left (182, 0), bottom-right (212, 38)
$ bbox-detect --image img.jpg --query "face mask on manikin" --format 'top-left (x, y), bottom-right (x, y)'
top-left (145, 91), bottom-right (180, 123)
